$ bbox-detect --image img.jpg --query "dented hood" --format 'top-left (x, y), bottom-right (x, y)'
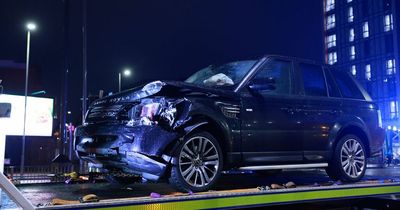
top-left (92, 80), bottom-right (237, 107)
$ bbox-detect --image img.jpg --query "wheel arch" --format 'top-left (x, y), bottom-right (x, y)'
top-left (183, 114), bottom-right (233, 169)
top-left (332, 123), bottom-right (371, 158)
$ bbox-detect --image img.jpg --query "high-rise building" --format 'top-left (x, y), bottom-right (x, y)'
top-left (323, 0), bottom-right (400, 127)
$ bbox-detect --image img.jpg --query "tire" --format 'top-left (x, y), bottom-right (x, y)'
top-left (169, 131), bottom-right (223, 192)
top-left (326, 134), bottom-right (367, 182)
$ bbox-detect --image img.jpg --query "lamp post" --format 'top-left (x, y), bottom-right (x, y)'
top-left (21, 22), bottom-right (36, 178)
top-left (118, 68), bottom-right (131, 92)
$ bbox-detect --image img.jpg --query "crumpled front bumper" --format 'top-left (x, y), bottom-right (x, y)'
top-left (74, 123), bottom-right (179, 180)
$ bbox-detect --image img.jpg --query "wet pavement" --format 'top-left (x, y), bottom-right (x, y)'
top-left (9, 166), bottom-right (400, 207)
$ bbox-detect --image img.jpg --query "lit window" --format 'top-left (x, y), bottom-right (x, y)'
top-left (387, 59), bottom-right (396, 75)
top-left (326, 34), bottom-right (336, 48)
top-left (350, 46), bottom-right (356, 60)
top-left (390, 101), bottom-right (398, 119)
top-left (365, 64), bottom-right (371, 80)
top-left (348, 7), bottom-right (354, 22)
top-left (384, 14), bottom-right (394, 32)
top-left (326, 0), bottom-right (335, 12)
top-left (326, 14), bottom-right (336, 30)
top-left (328, 52), bottom-right (337, 65)
top-left (363, 22), bottom-right (369, 38)
top-left (351, 65), bottom-right (357, 76)
top-left (349, 28), bottom-right (355, 42)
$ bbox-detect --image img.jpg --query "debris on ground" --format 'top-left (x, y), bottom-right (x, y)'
top-left (257, 186), bottom-right (271, 191)
top-left (79, 194), bottom-right (99, 203)
top-left (333, 180), bottom-right (343, 186)
top-left (150, 192), bottom-right (162, 198)
top-left (270, 183), bottom-right (285, 189)
top-left (51, 194), bottom-right (99, 205)
top-left (284, 181), bottom-right (296, 188)
top-left (51, 198), bottom-right (80, 205)
top-left (312, 182), bottom-right (320, 187)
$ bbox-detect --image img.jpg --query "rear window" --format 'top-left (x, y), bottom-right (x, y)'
top-left (331, 70), bottom-right (365, 99)
top-left (300, 63), bottom-right (327, 97)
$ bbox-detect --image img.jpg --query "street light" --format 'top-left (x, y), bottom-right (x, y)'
top-left (118, 68), bottom-right (132, 92)
top-left (21, 22), bottom-right (36, 178)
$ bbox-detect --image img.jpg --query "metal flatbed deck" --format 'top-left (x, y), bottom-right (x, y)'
top-left (2, 168), bottom-right (400, 209)
top-left (42, 182), bottom-right (400, 210)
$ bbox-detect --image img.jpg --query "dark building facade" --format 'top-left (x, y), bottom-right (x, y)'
top-left (323, 0), bottom-right (400, 128)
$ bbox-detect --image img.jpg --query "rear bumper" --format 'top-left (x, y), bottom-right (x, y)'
top-left (369, 127), bottom-right (385, 158)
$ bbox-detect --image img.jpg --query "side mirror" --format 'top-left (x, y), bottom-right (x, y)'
top-left (248, 77), bottom-right (276, 91)
top-left (0, 103), bottom-right (11, 118)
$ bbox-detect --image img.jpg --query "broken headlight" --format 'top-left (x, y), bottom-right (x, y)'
top-left (127, 98), bottom-right (178, 127)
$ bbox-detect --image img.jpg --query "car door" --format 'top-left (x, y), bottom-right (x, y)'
top-left (240, 58), bottom-right (304, 165)
top-left (296, 63), bottom-right (342, 162)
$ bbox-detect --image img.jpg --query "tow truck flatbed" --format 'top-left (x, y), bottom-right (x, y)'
top-left (2, 167), bottom-right (400, 209)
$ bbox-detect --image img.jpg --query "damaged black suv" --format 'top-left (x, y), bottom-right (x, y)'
top-left (75, 55), bottom-right (384, 192)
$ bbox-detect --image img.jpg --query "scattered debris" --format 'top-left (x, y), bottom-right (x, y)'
top-left (79, 194), bottom-right (99, 203)
top-left (51, 198), bottom-right (80, 205)
top-left (333, 180), bottom-right (343, 186)
top-left (188, 190), bottom-right (194, 195)
top-left (257, 186), bottom-right (271, 191)
top-left (150, 192), bottom-right (162, 198)
top-left (36, 203), bottom-right (53, 207)
top-left (312, 182), bottom-right (320, 187)
top-left (51, 194), bottom-right (99, 205)
top-left (284, 181), bottom-right (296, 188)
top-left (270, 184), bottom-right (285, 189)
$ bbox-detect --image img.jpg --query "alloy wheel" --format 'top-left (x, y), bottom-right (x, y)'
top-left (178, 136), bottom-right (220, 187)
top-left (340, 138), bottom-right (365, 178)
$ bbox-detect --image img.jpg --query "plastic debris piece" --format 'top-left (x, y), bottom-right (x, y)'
top-left (257, 186), bottom-right (270, 191)
top-left (150, 192), bottom-right (162, 198)
top-left (312, 182), bottom-right (320, 187)
top-left (64, 178), bottom-right (72, 184)
top-left (79, 194), bottom-right (99, 203)
top-left (51, 198), bottom-right (80, 205)
top-left (284, 181), bottom-right (296, 188)
top-left (333, 180), bottom-right (343, 186)
top-left (270, 183), bottom-right (285, 189)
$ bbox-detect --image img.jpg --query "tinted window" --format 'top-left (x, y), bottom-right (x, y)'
top-left (325, 69), bottom-right (341, 97)
top-left (300, 63), bottom-right (327, 97)
top-left (331, 70), bottom-right (365, 99)
top-left (251, 60), bottom-right (291, 95)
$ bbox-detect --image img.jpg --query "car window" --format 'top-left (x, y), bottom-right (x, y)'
top-left (250, 59), bottom-right (291, 95)
top-left (325, 69), bottom-right (341, 97)
top-left (300, 63), bottom-right (327, 97)
top-left (331, 70), bottom-right (365, 99)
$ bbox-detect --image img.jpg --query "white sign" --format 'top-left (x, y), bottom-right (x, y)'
top-left (0, 94), bottom-right (53, 137)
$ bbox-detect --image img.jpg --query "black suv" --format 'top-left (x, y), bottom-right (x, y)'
top-left (74, 55), bottom-right (385, 192)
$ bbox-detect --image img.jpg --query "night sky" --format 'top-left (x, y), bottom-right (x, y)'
top-left (0, 0), bottom-right (324, 124)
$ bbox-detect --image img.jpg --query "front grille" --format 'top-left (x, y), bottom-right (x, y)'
top-left (86, 104), bottom-right (126, 123)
